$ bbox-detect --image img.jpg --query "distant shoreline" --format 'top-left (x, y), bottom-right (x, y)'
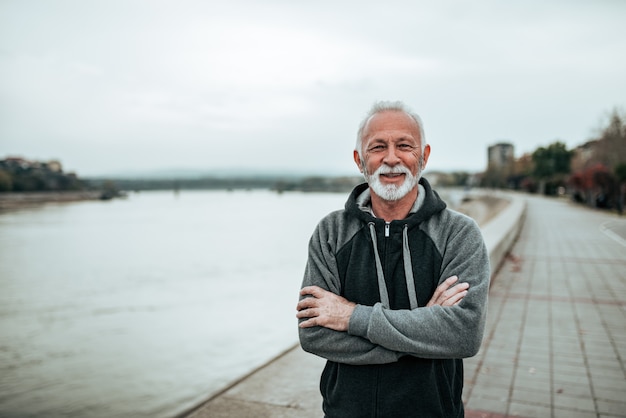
top-left (0, 191), bottom-right (103, 213)
top-left (0, 189), bottom-right (510, 226)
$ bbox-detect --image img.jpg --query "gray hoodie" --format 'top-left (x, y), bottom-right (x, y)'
top-left (298, 178), bottom-right (490, 417)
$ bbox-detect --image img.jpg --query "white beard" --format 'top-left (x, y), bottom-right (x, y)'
top-left (364, 162), bottom-right (421, 201)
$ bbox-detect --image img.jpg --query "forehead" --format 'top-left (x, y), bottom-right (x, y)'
top-left (363, 111), bottom-right (421, 142)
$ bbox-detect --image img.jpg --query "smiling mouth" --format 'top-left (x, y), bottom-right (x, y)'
top-left (381, 173), bottom-right (405, 178)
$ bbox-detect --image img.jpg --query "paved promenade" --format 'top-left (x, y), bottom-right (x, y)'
top-left (463, 196), bottom-right (625, 418)
top-left (185, 195), bottom-right (626, 418)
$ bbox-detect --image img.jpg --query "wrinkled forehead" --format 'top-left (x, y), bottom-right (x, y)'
top-left (363, 111), bottom-right (422, 142)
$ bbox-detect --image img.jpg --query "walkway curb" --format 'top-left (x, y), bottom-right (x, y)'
top-left (480, 192), bottom-right (527, 278)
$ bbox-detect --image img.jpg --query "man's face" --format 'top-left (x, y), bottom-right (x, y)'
top-left (354, 111), bottom-right (430, 201)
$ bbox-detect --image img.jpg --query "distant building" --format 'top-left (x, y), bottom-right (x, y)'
top-left (487, 142), bottom-right (515, 169)
top-left (47, 160), bottom-right (63, 173)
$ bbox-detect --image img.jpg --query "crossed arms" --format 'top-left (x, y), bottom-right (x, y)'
top-left (297, 275), bottom-right (468, 331)
top-left (296, 214), bottom-right (490, 365)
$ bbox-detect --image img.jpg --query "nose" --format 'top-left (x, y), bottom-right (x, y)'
top-left (382, 145), bottom-right (401, 166)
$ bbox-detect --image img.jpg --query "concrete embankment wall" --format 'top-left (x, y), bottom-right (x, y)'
top-left (479, 192), bottom-right (527, 279)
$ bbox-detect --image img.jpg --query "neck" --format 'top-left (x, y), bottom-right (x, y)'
top-left (370, 187), bottom-right (418, 222)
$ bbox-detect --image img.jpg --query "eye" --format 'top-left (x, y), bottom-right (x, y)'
top-left (368, 144), bottom-right (386, 152)
top-left (397, 143), bottom-right (415, 151)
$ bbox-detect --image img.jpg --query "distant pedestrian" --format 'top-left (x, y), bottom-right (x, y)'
top-left (297, 100), bottom-right (490, 417)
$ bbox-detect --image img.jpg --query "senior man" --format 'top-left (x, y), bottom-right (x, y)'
top-left (296, 100), bottom-right (490, 418)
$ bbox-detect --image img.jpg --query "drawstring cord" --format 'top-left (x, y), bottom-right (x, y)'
top-left (403, 225), bottom-right (419, 309)
top-left (368, 222), bottom-right (419, 310)
top-left (369, 222), bottom-right (390, 308)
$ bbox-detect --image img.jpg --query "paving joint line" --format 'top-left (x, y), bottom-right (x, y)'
top-left (563, 260), bottom-right (600, 416)
top-left (520, 255), bottom-right (626, 265)
top-left (547, 258), bottom-right (555, 418)
top-left (488, 292), bottom-right (625, 307)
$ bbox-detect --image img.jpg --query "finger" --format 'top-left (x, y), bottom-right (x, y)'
top-left (427, 277), bottom-right (465, 307)
top-left (296, 297), bottom-right (318, 311)
top-left (456, 281), bottom-right (470, 290)
top-left (434, 276), bottom-right (459, 298)
top-left (442, 282), bottom-right (469, 299)
top-left (298, 317), bottom-right (319, 328)
top-left (296, 307), bottom-right (318, 319)
top-left (445, 290), bottom-right (468, 306)
top-left (430, 284), bottom-right (446, 303)
top-left (444, 275), bottom-right (459, 285)
top-left (439, 276), bottom-right (458, 290)
top-left (300, 286), bottom-right (325, 297)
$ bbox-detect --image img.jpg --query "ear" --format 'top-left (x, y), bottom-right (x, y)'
top-left (421, 144), bottom-right (431, 169)
top-left (353, 150), bottom-right (364, 173)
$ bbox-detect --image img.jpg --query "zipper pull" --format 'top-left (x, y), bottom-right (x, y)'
top-left (385, 222), bottom-right (390, 237)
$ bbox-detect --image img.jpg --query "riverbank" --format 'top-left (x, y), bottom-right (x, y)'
top-left (0, 191), bottom-right (104, 212)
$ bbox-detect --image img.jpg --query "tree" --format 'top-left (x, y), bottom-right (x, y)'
top-left (0, 170), bottom-right (12, 192)
top-left (509, 153), bottom-right (534, 191)
top-left (569, 108), bottom-right (626, 209)
top-left (616, 163), bottom-right (626, 183)
top-left (569, 163), bottom-right (618, 208)
top-left (593, 109), bottom-right (626, 169)
top-left (616, 162), bottom-right (626, 214)
top-left (532, 141), bottom-right (574, 195)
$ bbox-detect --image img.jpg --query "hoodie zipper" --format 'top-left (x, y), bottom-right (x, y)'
top-left (385, 222), bottom-right (390, 237)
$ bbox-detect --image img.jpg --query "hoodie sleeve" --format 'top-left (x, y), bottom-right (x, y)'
top-left (347, 211), bottom-right (490, 359)
top-left (298, 214), bottom-right (402, 365)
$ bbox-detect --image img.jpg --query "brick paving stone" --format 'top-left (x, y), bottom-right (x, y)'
top-left (597, 399), bottom-right (626, 416)
top-left (510, 386), bottom-right (552, 405)
top-left (553, 392), bottom-right (596, 413)
top-left (553, 409), bottom-right (597, 418)
top-left (465, 395), bottom-right (508, 415)
top-left (508, 400), bottom-right (553, 417)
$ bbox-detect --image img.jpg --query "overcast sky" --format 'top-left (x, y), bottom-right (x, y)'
top-left (1, 0), bottom-right (625, 177)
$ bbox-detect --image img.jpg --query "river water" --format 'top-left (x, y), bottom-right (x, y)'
top-left (0, 188), bottom-right (462, 417)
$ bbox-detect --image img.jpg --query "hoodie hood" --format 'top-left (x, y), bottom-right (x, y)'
top-left (345, 177), bottom-right (447, 227)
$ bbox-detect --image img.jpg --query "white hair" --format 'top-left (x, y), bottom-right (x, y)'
top-left (355, 100), bottom-right (427, 160)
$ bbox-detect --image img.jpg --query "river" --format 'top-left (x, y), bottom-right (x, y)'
top-left (0, 188), bottom-right (463, 417)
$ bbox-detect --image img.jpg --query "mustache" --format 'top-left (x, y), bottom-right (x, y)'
top-left (374, 164), bottom-right (411, 175)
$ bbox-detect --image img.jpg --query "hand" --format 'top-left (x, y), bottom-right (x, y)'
top-left (296, 286), bottom-right (356, 331)
top-left (426, 275), bottom-right (469, 307)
